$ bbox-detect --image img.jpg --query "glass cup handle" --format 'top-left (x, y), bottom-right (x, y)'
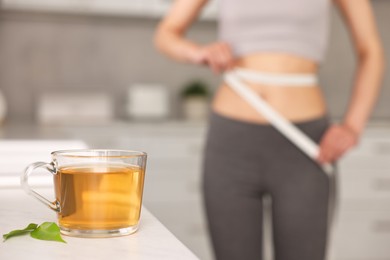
top-left (21, 162), bottom-right (60, 212)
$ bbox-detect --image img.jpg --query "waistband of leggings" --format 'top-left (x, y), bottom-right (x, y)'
top-left (210, 111), bottom-right (329, 130)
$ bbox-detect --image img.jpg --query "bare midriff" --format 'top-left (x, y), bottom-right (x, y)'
top-left (212, 53), bottom-right (327, 124)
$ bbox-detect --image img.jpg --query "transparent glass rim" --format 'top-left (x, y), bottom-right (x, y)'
top-left (51, 149), bottom-right (147, 159)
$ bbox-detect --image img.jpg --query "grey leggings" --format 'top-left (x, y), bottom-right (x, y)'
top-left (202, 112), bottom-right (334, 260)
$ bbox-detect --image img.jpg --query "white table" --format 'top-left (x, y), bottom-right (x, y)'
top-left (0, 139), bottom-right (200, 259)
top-left (0, 188), bottom-right (199, 260)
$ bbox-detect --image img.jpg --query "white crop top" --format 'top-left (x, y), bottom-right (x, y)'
top-left (218, 0), bottom-right (331, 62)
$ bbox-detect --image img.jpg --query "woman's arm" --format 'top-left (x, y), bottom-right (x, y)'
top-left (154, 0), bottom-right (233, 73)
top-left (336, 0), bottom-right (385, 134)
top-left (318, 0), bottom-right (385, 164)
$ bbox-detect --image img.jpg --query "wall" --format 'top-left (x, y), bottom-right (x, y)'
top-left (321, 1), bottom-right (390, 122)
top-left (0, 2), bottom-right (389, 122)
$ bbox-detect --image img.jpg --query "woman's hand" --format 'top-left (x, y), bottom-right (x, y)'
top-left (189, 42), bottom-right (235, 74)
top-left (317, 124), bottom-right (359, 164)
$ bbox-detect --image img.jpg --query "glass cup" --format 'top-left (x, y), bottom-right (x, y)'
top-left (21, 149), bottom-right (147, 238)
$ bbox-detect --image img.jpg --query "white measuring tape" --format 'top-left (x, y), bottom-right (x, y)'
top-left (224, 70), bottom-right (334, 176)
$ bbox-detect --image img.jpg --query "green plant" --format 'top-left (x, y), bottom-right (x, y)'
top-left (181, 80), bottom-right (209, 98)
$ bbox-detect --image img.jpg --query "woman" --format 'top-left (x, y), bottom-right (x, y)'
top-left (155, 0), bottom-right (384, 259)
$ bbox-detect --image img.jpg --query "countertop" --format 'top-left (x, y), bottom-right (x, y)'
top-left (0, 120), bottom-right (207, 140)
top-left (0, 188), bottom-right (199, 260)
top-left (0, 137), bottom-right (200, 259)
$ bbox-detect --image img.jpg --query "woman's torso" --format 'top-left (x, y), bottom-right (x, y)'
top-left (212, 54), bottom-right (327, 124)
top-left (213, 0), bottom-right (331, 124)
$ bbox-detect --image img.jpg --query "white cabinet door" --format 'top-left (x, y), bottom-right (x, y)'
top-left (329, 211), bottom-right (390, 259)
top-left (338, 169), bottom-right (390, 201)
top-left (330, 127), bottom-right (390, 260)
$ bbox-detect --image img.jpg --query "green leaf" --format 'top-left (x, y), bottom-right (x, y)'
top-left (3, 223), bottom-right (38, 242)
top-left (30, 222), bottom-right (66, 243)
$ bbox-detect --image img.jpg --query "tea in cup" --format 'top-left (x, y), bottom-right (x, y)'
top-left (21, 149), bottom-right (147, 238)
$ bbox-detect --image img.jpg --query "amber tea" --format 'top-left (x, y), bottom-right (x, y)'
top-left (55, 164), bottom-right (145, 230)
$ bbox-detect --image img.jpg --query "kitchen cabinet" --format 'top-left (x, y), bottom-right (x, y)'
top-left (1, 0), bottom-right (219, 20)
top-left (0, 140), bottom-right (88, 187)
top-left (328, 126), bottom-right (390, 260)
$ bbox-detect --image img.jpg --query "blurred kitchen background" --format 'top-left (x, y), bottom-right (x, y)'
top-left (0, 1), bottom-right (390, 260)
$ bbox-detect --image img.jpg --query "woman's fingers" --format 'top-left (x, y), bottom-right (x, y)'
top-left (317, 124), bottom-right (359, 164)
top-left (207, 44), bottom-right (228, 73)
top-left (197, 42), bottom-right (234, 73)
top-left (214, 43), bottom-right (233, 70)
top-left (219, 43), bottom-right (235, 70)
